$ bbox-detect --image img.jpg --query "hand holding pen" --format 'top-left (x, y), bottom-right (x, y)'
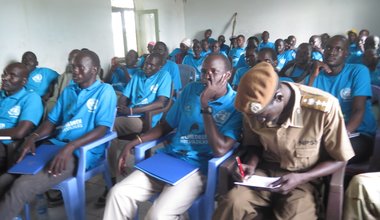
top-left (234, 156), bottom-right (255, 181)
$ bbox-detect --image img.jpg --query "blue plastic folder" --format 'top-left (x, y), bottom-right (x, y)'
top-left (8, 144), bottom-right (62, 175)
top-left (134, 153), bottom-right (199, 185)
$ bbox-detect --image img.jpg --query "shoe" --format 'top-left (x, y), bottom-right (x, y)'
top-left (46, 190), bottom-right (64, 208)
top-left (95, 188), bottom-right (108, 207)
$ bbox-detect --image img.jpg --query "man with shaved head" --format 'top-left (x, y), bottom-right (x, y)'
top-left (0, 50), bottom-right (117, 219)
top-left (307, 35), bottom-right (376, 164)
top-left (0, 62), bottom-right (43, 174)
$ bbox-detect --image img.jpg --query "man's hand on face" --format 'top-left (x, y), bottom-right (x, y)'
top-left (200, 72), bottom-right (228, 107)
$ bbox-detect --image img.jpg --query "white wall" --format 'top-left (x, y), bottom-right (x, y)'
top-left (183, 0), bottom-right (380, 46)
top-left (135, 0), bottom-right (186, 52)
top-left (0, 0), bottom-right (114, 74)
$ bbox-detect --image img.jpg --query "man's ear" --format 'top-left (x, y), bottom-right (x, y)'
top-left (225, 70), bottom-right (232, 80)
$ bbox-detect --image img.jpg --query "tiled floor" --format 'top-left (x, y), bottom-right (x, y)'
top-left (25, 175), bottom-right (152, 220)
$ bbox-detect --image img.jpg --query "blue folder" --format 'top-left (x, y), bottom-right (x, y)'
top-left (134, 153), bottom-right (199, 185)
top-left (8, 144), bottom-right (63, 175)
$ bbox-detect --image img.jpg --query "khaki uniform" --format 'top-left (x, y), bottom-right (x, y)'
top-left (214, 82), bottom-right (355, 220)
top-left (344, 172), bottom-right (380, 220)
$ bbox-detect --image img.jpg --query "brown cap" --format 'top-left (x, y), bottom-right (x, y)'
top-left (234, 62), bottom-right (279, 114)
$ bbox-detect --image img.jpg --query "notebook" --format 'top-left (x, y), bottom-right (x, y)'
top-left (134, 153), bottom-right (199, 185)
top-left (8, 144), bottom-right (63, 175)
top-left (234, 175), bottom-right (281, 189)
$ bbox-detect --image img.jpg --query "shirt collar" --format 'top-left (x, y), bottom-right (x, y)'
top-left (209, 84), bottom-right (236, 106)
top-left (279, 82), bottom-right (303, 128)
top-left (73, 80), bottom-right (101, 92)
top-left (0, 87), bottom-right (27, 100)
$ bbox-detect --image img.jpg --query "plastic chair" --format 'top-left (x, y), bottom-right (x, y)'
top-left (178, 64), bottom-right (196, 89)
top-left (133, 134), bottom-right (238, 220)
top-left (24, 126), bottom-right (118, 220)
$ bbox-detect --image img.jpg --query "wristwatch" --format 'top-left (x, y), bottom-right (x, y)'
top-left (200, 106), bottom-right (213, 114)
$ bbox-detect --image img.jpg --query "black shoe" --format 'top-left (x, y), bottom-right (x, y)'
top-left (95, 188), bottom-right (108, 207)
top-left (46, 190), bottom-right (64, 208)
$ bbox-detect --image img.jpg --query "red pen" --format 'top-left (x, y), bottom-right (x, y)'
top-left (235, 156), bottom-right (245, 179)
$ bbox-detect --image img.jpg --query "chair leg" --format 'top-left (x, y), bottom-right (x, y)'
top-left (55, 179), bottom-right (82, 220)
top-left (24, 203), bottom-right (31, 220)
top-left (103, 163), bottom-right (113, 189)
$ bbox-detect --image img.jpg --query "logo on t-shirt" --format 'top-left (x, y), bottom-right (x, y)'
top-left (340, 88), bottom-right (351, 100)
top-left (8, 106), bottom-right (21, 118)
top-left (150, 84), bottom-right (159, 93)
top-left (0, 123), bottom-right (5, 129)
top-left (214, 110), bottom-right (231, 125)
top-left (32, 73), bottom-right (43, 83)
top-left (86, 98), bottom-right (99, 112)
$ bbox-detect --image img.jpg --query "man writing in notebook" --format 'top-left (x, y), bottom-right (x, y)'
top-left (0, 63), bottom-right (43, 174)
top-left (213, 62), bottom-right (355, 220)
top-left (0, 50), bottom-right (117, 220)
top-left (103, 54), bottom-right (242, 219)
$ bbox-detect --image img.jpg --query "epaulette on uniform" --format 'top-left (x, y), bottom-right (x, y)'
top-left (301, 94), bottom-right (333, 113)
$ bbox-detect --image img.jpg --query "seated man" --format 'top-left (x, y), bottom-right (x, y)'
top-left (200, 39), bottom-right (212, 57)
top-left (344, 172), bottom-right (380, 219)
top-left (232, 46), bottom-right (257, 90)
top-left (0, 50), bottom-right (117, 219)
top-left (104, 50), bottom-right (140, 94)
top-left (228, 34), bottom-right (246, 68)
top-left (103, 54), bottom-right (242, 219)
top-left (213, 62), bottom-right (354, 220)
top-left (45, 49), bottom-right (81, 115)
top-left (275, 38), bottom-right (295, 71)
top-left (95, 53), bottom-right (172, 205)
top-left (0, 63), bottom-right (43, 173)
top-left (182, 40), bottom-right (205, 81)
top-left (174, 38), bottom-right (192, 64)
top-left (218, 35), bottom-right (230, 55)
top-left (152, 41), bottom-right (182, 96)
top-left (21, 51), bottom-right (59, 102)
top-left (309, 35), bottom-right (324, 61)
top-left (279, 43), bottom-right (314, 83)
top-left (258, 31), bottom-right (275, 51)
top-left (307, 35), bottom-right (377, 164)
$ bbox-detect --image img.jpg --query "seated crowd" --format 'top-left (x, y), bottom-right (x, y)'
top-left (0, 27), bottom-right (379, 219)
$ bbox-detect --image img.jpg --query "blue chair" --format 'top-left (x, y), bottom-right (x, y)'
top-left (134, 135), bottom-right (238, 220)
top-left (24, 130), bottom-right (117, 220)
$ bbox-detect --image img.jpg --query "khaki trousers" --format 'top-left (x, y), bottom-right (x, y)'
top-left (344, 172), bottom-right (380, 220)
top-left (103, 170), bottom-right (205, 220)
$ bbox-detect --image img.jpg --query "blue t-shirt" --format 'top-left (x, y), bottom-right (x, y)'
top-left (306, 64), bottom-right (376, 136)
top-left (346, 49), bottom-right (363, 64)
top-left (311, 51), bottom-right (323, 62)
top-left (158, 82), bottom-right (242, 174)
top-left (232, 66), bottom-right (251, 87)
top-left (220, 44), bottom-right (230, 55)
top-left (123, 69), bottom-right (172, 127)
top-left (258, 42), bottom-right (275, 51)
top-left (161, 60), bottom-right (182, 93)
top-left (182, 54), bottom-right (206, 81)
top-left (235, 54), bottom-right (249, 70)
top-left (370, 68), bottom-right (380, 86)
top-left (276, 51), bottom-right (295, 71)
top-left (169, 48), bottom-right (181, 61)
top-left (228, 47), bottom-right (245, 68)
top-left (25, 67), bottom-right (59, 96)
top-left (0, 88), bottom-right (43, 144)
top-left (48, 80), bottom-right (117, 169)
top-left (110, 66), bottom-right (139, 92)
top-left (200, 49), bottom-right (211, 58)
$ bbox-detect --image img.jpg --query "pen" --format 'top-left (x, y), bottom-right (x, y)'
top-left (235, 156), bottom-right (245, 179)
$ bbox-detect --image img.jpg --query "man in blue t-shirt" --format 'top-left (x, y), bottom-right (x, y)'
top-left (21, 51), bottom-right (59, 102)
top-left (232, 46), bottom-right (257, 90)
top-left (228, 35), bottom-right (246, 68)
top-left (153, 42), bottom-right (182, 96)
top-left (0, 50), bottom-right (117, 219)
top-left (306, 35), bottom-right (377, 164)
top-left (182, 40), bottom-right (205, 81)
top-left (103, 54), bottom-right (242, 219)
top-left (0, 63), bottom-right (43, 173)
top-left (258, 31), bottom-right (275, 51)
top-left (309, 35), bottom-right (324, 62)
top-left (104, 50), bottom-right (139, 94)
top-left (275, 39), bottom-right (295, 71)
